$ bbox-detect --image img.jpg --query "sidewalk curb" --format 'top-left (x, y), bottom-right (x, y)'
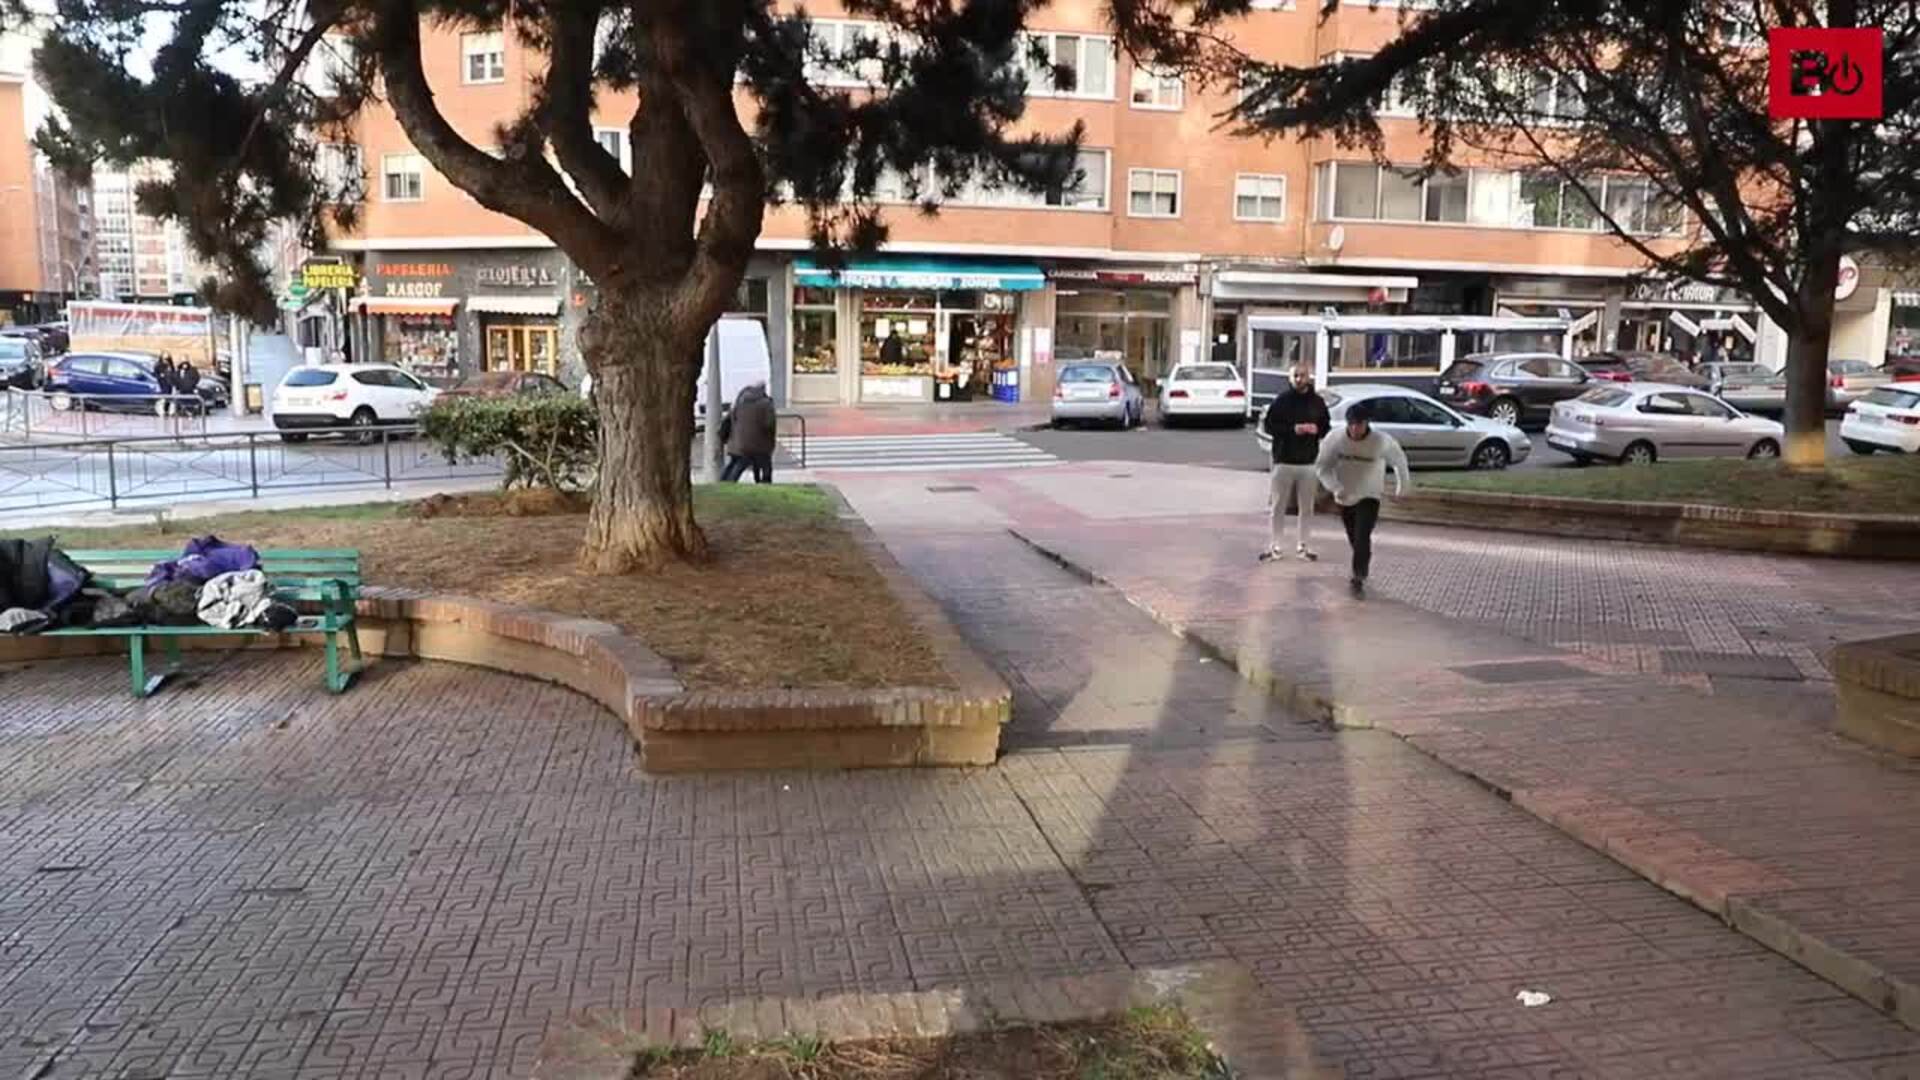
top-left (1007, 526), bottom-right (1920, 1035)
top-left (1009, 527), bottom-right (1359, 729)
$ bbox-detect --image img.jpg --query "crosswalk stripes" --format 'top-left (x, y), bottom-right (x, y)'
top-left (793, 432), bottom-right (1059, 473)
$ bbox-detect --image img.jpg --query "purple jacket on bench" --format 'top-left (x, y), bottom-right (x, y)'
top-left (144, 536), bottom-right (262, 589)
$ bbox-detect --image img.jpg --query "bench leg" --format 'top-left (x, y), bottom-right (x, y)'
top-left (129, 636), bottom-right (179, 698)
top-left (322, 630), bottom-right (358, 694)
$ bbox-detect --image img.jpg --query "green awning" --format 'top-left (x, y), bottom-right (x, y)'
top-left (794, 258), bottom-right (1046, 292)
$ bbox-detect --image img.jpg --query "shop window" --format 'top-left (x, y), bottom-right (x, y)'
top-left (484, 324), bottom-right (559, 374)
top-left (1022, 32), bottom-right (1115, 99)
top-left (381, 153), bottom-right (425, 201)
top-left (1233, 174), bottom-right (1285, 221)
top-left (1129, 65), bottom-right (1184, 110)
top-left (1330, 331), bottom-right (1444, 373)
top-left (462, 31), bottom-right (506, 85)
top-left (1127, 168), bottom-right (1181, 218)
top-left (793, 287), bottom-right (837, 377)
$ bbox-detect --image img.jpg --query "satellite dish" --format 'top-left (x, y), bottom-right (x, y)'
top-left (1326, 225), bottom-right (1346, 252)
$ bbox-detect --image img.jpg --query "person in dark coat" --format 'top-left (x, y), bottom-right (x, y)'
top-left (720, 381), bottom-right (778, 483)
top-left (153, 354), bottom-right (177, 414)
top-left (1259, 363), bottom-right (1333, 562)
top-left (173, 358), bottom-right (201, 413)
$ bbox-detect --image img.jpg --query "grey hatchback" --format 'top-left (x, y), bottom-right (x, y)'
top-left (1050, 360), bottom-right (1146, 428)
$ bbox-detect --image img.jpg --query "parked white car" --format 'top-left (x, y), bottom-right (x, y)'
top-left (271, 363), bottom-right (439, 443)
top-left (1841, 385), bottom-right (1920, 454)
top-left (1547, 383), bottom-right (1784, 465)
top-left (1158, 362), bottom-right (1250, 425)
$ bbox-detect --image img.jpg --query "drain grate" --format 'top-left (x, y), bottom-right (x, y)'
top-left (1450, 659), bottom-right (1593, 684)
top-left (926, 484), bottom-right (977, 493)
top-left (1659, 650), bottom-right (1805, 681)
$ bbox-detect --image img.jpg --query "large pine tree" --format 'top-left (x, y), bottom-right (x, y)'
top-left (15, 0), bottom-right (1087, 570)
top-left (1179, 0), bottom-right (1919, 467)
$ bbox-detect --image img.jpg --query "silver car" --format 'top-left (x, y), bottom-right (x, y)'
top-left (1255, 383), bottom-right (1532, 469)
top-left (1700, 362), bottom-right (1786, 415)
top-left (1546, 383), bottom-right (1784, 465)
top-left (1051, 360), bottom-right (1146, 429)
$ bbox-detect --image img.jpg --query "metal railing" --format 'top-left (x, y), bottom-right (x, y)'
top-left (0, 426), bottom-right (504, 515)
top-left (4, 388), bottom-right (212, 441)
top-left (3, 413), bottom-right (813, 516)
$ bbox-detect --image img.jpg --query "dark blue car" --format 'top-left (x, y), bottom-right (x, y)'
top-left (44, 352), bottom-right (216, 414)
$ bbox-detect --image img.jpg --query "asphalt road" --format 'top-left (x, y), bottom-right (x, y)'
top-left (1016, 417), bottom-right (1855, 472)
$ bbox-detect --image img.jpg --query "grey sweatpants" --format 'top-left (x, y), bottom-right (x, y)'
top-left (1268, 463), bottom-right (1318, 551)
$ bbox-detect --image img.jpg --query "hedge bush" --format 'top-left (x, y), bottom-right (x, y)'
top-left (418, 393), bottom-right (599, 492)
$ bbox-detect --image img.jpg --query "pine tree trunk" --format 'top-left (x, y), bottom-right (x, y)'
top-left (1782, 323), bottom-right (1832, 470)
top-left (1782, 247), bottom-right (1841, 471)
top-left (578, 295), bottom-right (708, 572)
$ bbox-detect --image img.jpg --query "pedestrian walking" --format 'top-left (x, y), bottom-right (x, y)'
top-left (173, 358), bottom-right (201, 415)
top-left (720, 380), bottom-right (777, 483)
top-left (1258, 362), bottom-right (1332, 563)
top-left (153, 354), bottom-right (177, 415)
top-left (1314, 402), bottom-right (1412, 600)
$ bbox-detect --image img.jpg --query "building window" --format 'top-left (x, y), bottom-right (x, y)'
top-left (318, 144), bottom-right (364, 201)
top-left (1127, 168), bottom-right (1181, 218)
top-left (1423, 170), bottom-right (1469, 222)
top-left (593, 128), bottom-right (632, 173)
top-left (1023, 32), bottom-right (1115, 99)
top-left (381, 153), bottom-right (425, 201)
top-left (807, 19), bottom-right (890, 86)
top-left (1233, 174), bottom-right (1285, 221)
top-left (1056, 149), bottom-right (1110, 210)
top-left (1128, 65), bottom-right (1184, 110)
top-left (462, 31), bottom-right (506, 84)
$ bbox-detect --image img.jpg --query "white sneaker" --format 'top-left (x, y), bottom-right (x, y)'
top-left (1256, 546), bottom-right (1284, 563)
top-left (1295, 545), bottom-right (1318, 562)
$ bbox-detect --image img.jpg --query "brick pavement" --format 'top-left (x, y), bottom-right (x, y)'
top-left (870, 461), bottom-right (1920, 1036)
top-left (4, 499), bottom-right (1920, 1076)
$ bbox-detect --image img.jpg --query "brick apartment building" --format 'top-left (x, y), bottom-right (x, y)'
top-left (327, 1), bottom-right (1910, 402)
top-left (0, 41), bottom-right (96, 326)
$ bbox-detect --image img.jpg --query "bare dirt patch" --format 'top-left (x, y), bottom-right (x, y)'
top-left (18, 486), bottom-right (949, 691)
top-left (633, 1008), bottom-right (1229, 1079)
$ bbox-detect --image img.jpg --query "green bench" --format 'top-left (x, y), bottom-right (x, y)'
top-left (47, 548), bottom-right (364, 697)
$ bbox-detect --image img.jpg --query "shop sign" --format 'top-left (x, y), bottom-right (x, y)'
top-left (378, 262), bottom-right (453, 278)
top-left (301, 260), bottom-right (357, 291)
top-left (1051, 267), bottom-right (1197, 286)
top-left (383, 280), bottom-right (446, 299)
top-left (476, 264), bottom-right (559, 288)
top-left (1835, 255), bottom-right (1861, 301)
top-left (374, 261), bottom-right (452, 299)
top-left (1628, 280), bottom-right (1732, 305)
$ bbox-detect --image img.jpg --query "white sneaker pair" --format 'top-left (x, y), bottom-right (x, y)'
top-left (1259, 545), bottom-right (1318, 563)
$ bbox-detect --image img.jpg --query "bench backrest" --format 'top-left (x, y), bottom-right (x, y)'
top-left (65, 548), bottom-right (362, 601)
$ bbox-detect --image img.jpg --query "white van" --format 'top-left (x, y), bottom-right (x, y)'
top-left (580, 317), bottom-right (773, 426)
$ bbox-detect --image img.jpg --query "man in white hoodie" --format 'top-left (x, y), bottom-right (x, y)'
top-left (1314, 401), bottom-right (1412, 599)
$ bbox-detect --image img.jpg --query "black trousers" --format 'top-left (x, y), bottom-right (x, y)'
top-left (1339, 498), bottom-right (1381, 580)
top-left (722, 453), bottom-right (774, 484)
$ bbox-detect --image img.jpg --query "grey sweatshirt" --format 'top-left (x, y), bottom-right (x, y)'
top-left (1315, 427), bottom-right (1412, 506)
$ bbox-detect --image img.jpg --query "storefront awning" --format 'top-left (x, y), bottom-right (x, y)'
top-left (794, 258), bottom-right (1046, 292)
top-left (466, 295), bottom-right (562, 316)
top-left (350, 297), bottom-right (458, 315)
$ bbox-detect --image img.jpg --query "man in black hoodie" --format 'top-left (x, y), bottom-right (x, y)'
top-left (1259, 363), bottom-right (1333, 562)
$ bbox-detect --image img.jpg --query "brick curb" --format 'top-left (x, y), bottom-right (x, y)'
top-left (0, 512), bottom-right (1011, 772)
top-left (1007, 527), bottom-right (1920, 1035)
top-left (1387, 488), bottom-right (1920, 560)
top-left (531, 961), bottom-right (1305, 1080)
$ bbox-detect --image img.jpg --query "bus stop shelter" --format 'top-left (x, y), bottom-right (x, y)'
top-left (1245, 313), bottom-right (1575, 402)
